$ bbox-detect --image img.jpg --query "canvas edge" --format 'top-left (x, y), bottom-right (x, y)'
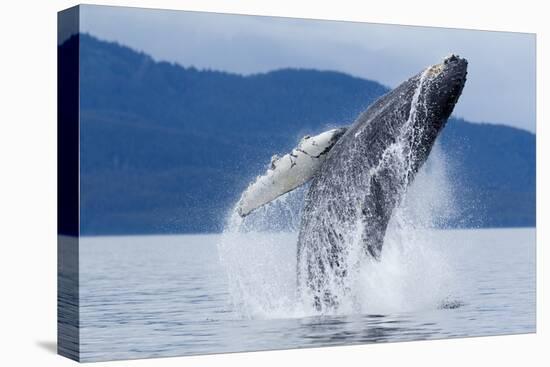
top-left (57, 4), bottom-right (81, 362)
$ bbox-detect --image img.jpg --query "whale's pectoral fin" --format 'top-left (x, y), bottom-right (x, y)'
top-left (236, 127), bottom-right (347, 217)
top-left (361, 174), bottom-right (395, 259)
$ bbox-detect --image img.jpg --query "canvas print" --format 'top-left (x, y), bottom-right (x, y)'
top-left (57, 5), bottom-right (536, 362)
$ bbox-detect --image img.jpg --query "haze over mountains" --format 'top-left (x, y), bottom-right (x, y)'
top-left (67, 34), bottom-right (535, 234)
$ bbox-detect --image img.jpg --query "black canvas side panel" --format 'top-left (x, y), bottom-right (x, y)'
top-left (57, 5), bottom-right (80, 362)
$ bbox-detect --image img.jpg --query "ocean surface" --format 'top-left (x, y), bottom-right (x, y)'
top-left (72, 228), bottom-right (535, 362)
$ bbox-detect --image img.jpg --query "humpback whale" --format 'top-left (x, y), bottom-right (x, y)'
top-left (236, 55), bottom-right (468, 313)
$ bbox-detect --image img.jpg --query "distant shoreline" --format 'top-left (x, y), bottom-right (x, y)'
top-left (71, 227), bottom-right (537, 239)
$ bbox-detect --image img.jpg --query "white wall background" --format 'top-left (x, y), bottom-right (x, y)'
top-left (0, 0), bottom-right (547, 366)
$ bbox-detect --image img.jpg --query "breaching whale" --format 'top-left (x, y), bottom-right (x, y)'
top-left (236, 55), bottom-right (468, 313)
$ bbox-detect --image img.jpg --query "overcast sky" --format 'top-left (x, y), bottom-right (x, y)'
top-left (80, 5), bottom-right (536, 132)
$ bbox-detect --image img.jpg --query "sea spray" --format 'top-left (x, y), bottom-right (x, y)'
top-left (217, 188), bottom-right (305, 319)
top-left (217, 145), bottom-right (458, 319)
top-left (358, 145), bottom-right (458, 314)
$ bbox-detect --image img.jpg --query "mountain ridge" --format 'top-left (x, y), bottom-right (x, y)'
top-left (65, 34), bottom-right (535, 234)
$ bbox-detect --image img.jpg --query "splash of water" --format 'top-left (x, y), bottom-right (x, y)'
top-left (358, 144), bottom-right (458, 314)
top-left (218, 190), bottom-right (305, 319)
top-left (217, 69), bottom-right (458, 319)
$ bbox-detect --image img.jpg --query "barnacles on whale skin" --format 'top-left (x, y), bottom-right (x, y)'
top-left (269, 154), bottom-right (281, 170)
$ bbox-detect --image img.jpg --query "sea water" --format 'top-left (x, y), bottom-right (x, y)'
top-left (73, 228), bottom-right (535, 362)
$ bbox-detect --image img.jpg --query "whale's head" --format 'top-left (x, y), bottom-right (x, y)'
top-left (405, 54), bottom-right (468, 171)
top-left (424, 54), bottom-right (468, 123)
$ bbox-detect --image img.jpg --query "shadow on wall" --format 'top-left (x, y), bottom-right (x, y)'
top-left (35, 340), bottom-right (57, 354)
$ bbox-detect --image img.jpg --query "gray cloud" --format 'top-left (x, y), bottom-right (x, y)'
top-left (80, 5), bottom-right (536, 132)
